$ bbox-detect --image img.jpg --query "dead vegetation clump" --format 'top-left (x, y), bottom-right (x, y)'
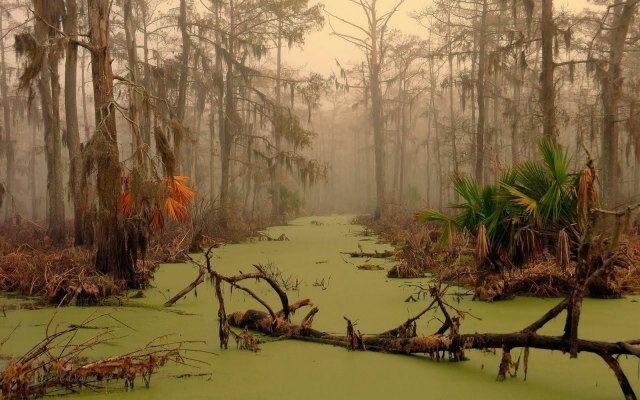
top-left (0, 201), bottom-right (267, 304)
top-left (354, 209), bottom-right (640, 300)
top-left (353, 212), bottom-right (473, 280)
top-left (0, 223), bottom-right (149, 305)
top-left (0, 316), bottom-right (206, 399)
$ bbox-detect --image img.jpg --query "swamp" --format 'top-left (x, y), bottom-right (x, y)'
top-left (1, 0), bottom-right (640, 399)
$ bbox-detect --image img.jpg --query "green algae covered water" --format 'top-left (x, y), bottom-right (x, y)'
top-left (1, 215), bottom-right (639, 399)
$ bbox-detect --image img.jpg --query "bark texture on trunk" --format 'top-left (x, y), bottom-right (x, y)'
top-left (540, 0), bottom-right (557, 142)
top-left (601, 0), bottom-right (638, 208)
top-left (88, 0), bottom-right (134, 283)
top-left (475, 0), bottom-right (488, 186)
top-left (0, 11), bottom-right (14, 221)
top-left (369, 2), bottom-right (386, 219)
top-left (123, 0), bottom-right (143, 167)
top-left (175, 0), bottom-right (191, 173)
top-left (33, 0), bottom-right (66, 244)
top-left (63, 0), bottom-right (85, 245)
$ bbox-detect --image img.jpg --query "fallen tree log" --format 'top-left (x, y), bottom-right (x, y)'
top-left (228, 308), bottom-right (639, 358)
top-left (199, 164), bottom-right (640, 399)
top-left (209, 255), bottom-right (640, 399)
top-left (226, 291), bottom-right (640, 400)
top-left (341, 249), bottom-right (393, 258)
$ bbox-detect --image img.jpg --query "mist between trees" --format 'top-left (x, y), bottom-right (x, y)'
top-left (0, 0), bottom-right (639, 250)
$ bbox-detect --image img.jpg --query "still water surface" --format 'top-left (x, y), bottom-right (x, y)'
top-left (1, 215), bottom-right (638, 399)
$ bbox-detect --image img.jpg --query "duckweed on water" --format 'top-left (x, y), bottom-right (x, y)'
top-left (1, 215), bottom-right (639, 399)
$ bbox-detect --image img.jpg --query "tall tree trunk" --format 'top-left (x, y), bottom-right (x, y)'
top-left (428, 35), bottom-right (443, 209)
top-left (176, 0), bottom-right (191, 173)
top-left (123, 0), bottom-right (143, 167)
top-left (475, 0), bottom-right (488, 186)
top-left (208, 105), bottom-right (216, 201)
top-left (219, 0), bottom-right (235, 228)
top-left (447, 5), bottom-right (457, 174)
top-left (140, 6), bottom-right (151, 147)
top-left (471, 28), bottom-right (477, 170)
top-left (63, 0), bottom-right (85, 245)
top-left (541, 0), bottom-right (557, 141)
top-left (30, 124), bottom-right (38, 220)
top-left (393, 76), bottom-right (402, 199)
top-left (398, 77), bottom-right (407, 204)
top-left (33, 0), bottom-right (66, 243)
top-left (511, 50), bottom-right (521, 165)
top-left (88, 0), bottom-right (134, 283)
top-left (80, 48), bottom-right (91, 140)
top-left (601, 0), bottom-right (638, 208)
top-left (0, 10), bottom-right (14, 222)
top-left (369, 1), bottom-right (386, 219)
top-left (272, 24), bottom-right (283, 223)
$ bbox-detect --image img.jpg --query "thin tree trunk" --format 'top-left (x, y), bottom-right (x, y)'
top-left (475, 0), bottom-right (488, 186)
top-left (447, 6), bottom-right (457, 174)
top-left (123, 0), bottom-right (143, 167)
top-left (140, 6), bottom-right (151, 147)
top-left (541, 0), bottom-right (557, 141)
top-left (428, 35), bottom-right (443, 210)
top-left (272, 24), bottom-right (283, 223)
top-left (512, 58), bottom-right (520, 165)
top-left (219, 0), bottom-right (236, 228)
top-left (31, 124), bottom-right (38, 221)
top-left (33, 0), bottom-right (65, 243)
top-left (0, 11), bottom-right (14, 222)
top-left (63, 0), bottom-right (84, 245)
top-left (369, 2), bottom-right (386, 219)
top-left (398, 77), bottom-right (407, 204)
top-left (601, 0), bottom-right (638, 208)
top-left (78, 0), bottom-right (91, 142)
top-left (471, 28), bottom-right (477, 170)
top-left (208, 106), bottom-right (216, 201)
top-left (176, 0), bottom-right (191, 173)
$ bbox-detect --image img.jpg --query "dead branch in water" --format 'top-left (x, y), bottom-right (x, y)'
top-left (341, 249), bottom-right (394, 258)
top-left (163, 248), bottom-right (215, 307)
top-left (0, 314), bottom-right (209, 399)
top-left (207, 162), bottom-right (640, 399)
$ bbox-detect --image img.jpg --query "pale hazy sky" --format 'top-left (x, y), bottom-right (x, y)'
top-left (283, 0), bottom-right (592, 76)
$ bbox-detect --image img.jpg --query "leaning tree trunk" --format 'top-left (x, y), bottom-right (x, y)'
top-left (87, 0), bottom-right (134, 283)
top-left (63, 0), bottom-right (85, 245)
top-left (601, 0), bottom-right (638, 208)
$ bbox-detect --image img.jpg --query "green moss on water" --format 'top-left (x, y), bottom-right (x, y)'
top-left (1, 215), bottom-right (638, 399)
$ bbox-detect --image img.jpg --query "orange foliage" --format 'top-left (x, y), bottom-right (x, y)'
top-left (119, 175), bottom-right (195, 230)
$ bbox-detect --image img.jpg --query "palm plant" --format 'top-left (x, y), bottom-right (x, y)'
top-left (420, 140), bottom-right (581, 271)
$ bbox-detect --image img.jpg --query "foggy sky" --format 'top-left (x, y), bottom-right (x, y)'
top-left (283, 0), bottom-right (592, 76)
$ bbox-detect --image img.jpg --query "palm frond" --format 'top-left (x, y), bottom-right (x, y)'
top-left (419, 209), bottom-right (458, 246)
